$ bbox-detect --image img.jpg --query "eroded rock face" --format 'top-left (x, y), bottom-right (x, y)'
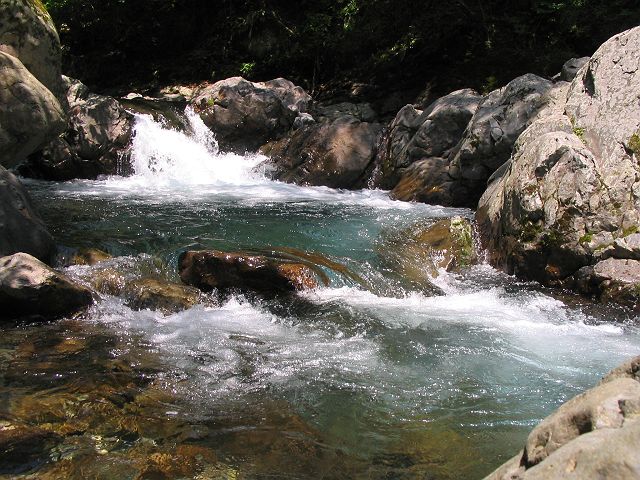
top-left (265, 116), bottom-right (383, 189)
top-left (375, 89), bottom-right (481, 190)
top-left (0, 0), bottom-right (66, 105)
top-left (18, 77), bottom-right (134, 180)
top-left (191, 77), bottom-right (311, 152)
top-left (0, 51), bottom-right (65, 168)
top-left (0, 166), bottom-right (56, 263)
top-left (476, 27), bottom-right (640, 301)
top-left (0, 252), bottom-right (93, 320)
top-left (445, 74), bottom-right (553, 207)
top-left (483, 355), bottom-right (640, 480)
top-left (179, 250), bottom-right (318, 294)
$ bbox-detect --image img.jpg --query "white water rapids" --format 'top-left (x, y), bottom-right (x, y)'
top-left (23, 110), bottom-right (640, 477)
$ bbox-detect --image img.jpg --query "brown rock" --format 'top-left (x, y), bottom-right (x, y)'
top-left (179, 250), bottom-right (318, 293)
top-left (125, 278), bottom-right (203, 314)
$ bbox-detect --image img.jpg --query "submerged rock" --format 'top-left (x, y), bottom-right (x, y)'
top-left (69, 247), bottom-right (112, 266)
top-left (0, 166), bottom-right (56, 263)
top-left (18, 76), bottom-right (134, 180)
top-left (0, 252), bottom-right (93, 320)
top-left (265, 116), bottom-right (383, 189)
top-left (476, 26), bottom-right (640, 303)
top-left (0, 422), bottom-right (61, 474)
top-left (191, 76), bottom-right (311, 152)
top-left (484, 355), bottom-right (640, 480)
top-left (125, 278), bottom-right (204, 314)
top-left (378, 216), bottom-right (476, 291)
top-left (179, 250), bottom-right (319, 293)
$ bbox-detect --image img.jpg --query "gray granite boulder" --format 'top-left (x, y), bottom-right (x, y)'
top-left (484, 355), bottom-right (640, 480)
top-left (18, 76), bottom-right (134, 180)
top-left (0, 0), bottom-right (66, 105)
top-left (476, 27), bottom-right (640, 302)
top-left (373, 89), bottom-right (480, 191)
top-left (560, 57), bottom-right (590, 82)
top-left (0, 165), bottom-right (56, 263)
top-left (0, 252), bottom-right (93, 320)
top-left (191, 76), bottom-right (311, 152)
top-left (0, 51), bottom-right (65, 168)
top-left (445, 74), bottom-right (553, 207)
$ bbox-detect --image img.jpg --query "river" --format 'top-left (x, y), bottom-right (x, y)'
top-left (5, 109), bottom-right (639, 479)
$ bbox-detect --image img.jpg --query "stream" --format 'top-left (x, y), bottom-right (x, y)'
top-left (4, 109), bottom-right (640, 479)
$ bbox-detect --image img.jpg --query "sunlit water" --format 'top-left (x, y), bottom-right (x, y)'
top-left (14, 110), bottom-right (640, 478)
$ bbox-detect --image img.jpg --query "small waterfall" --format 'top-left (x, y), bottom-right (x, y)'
top-left (128, 108), bottom-right (267, 187)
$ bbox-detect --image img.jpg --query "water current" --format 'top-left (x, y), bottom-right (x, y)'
top-left (7, 109), bottom-right (640, 479)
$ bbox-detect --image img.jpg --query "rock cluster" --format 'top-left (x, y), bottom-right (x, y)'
top-left (476, 26), bottom-right (640, 308)
top-left (18, 76), bottom-right (135, 180)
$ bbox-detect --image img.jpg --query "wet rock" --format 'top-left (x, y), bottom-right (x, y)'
top-left (18, 76), bottom-right (134, 180)
top-left (191, 76), bottom-right (311, 152)
top-left (374, 88), bottom-right (481, 190)
top-left (70, 247), bottom-right (112, 266)
top-left (88, 267), bottom-right (127, 296)
top-left (0, 252), bottom-right (93, 320)
top-left (378, 216), bottom-right (475, 291)
top-left (0, 0), bottom-right (66, 105)
top-left (476, 27), bottom-right (640, 300)
top-left (179, 250), bottom-right (319, 293)
top-left (125, 278), bottom-right (203, 314)
top-left (0, 51), bottom-right (65, 168)
top-left (0, 166), bottom-right (56, 263)
top-left (484, 355), bottom-right (640, 480)
top-left (0, 422), bottom-right (61, 474)
top-left (265, 116), bottom-right (383, 189)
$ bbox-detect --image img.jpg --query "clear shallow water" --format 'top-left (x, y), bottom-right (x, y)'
top-left (14, 111), bottom-right (640, 478)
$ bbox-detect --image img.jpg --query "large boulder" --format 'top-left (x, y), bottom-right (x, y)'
top-left (190, 77), bottom-right (311, 152)
top-left (0, 0), bottom-right (66, 105)
top-left (483, 355), bottom-right (640, 480)
top-left (179, 250), bottom-right (319, 294)
top-left (373, 88), bottom-right (481, 190)
top-left (0, 165), bottom-right (56, 263)
top-left (265, 116), bottom-right (383, 189)
top-left (444, 74), bottom-right (553, 207)
top-left (0, 252), bottom-right (93, 320)
top-left (18, 76), bottom-right (134, 180)
top-left (0, 51), bottom-right (65, 168)
top-left (476, 26), bottom-right (640, 301)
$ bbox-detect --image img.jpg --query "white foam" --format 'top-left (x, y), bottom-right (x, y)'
top-left (33, 111), bottom-right (469, 214)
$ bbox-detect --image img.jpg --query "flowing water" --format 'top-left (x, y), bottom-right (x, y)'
top-left (5, 109), bottom-right (640, 479)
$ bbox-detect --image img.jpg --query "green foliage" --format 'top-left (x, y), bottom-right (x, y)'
top-left (628, 132), bottom-right (640, 157)
top-left (239, 62), bottom-right (256, 77)
top-left (41, 0), bottom-right (640, 95)
top-left (579, 232), bottom-right (593, 244)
